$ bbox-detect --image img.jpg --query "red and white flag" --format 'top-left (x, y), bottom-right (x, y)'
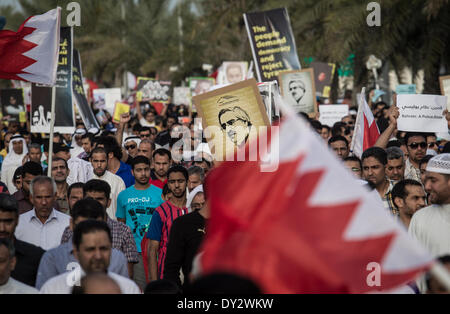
top-left (350, 89), bottom-right (381, 158)
top-left (199, 111), bottom-right (433, 293)
top-left (0, 8), bottom-right (61, 85)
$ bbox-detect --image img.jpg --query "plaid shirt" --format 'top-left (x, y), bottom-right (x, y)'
top-left (60, 217), bottom-right (139, 263)
top-left (382, 179), bottom-right (398, 217)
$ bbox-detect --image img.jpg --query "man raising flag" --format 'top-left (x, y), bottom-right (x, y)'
top-left (0, 8), bottom-right (61, 85)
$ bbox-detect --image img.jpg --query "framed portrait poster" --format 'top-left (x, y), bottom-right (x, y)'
top-left (279, 68), bottom-right (317, 116)
top-left (192, 78), bottom-right (270, 161)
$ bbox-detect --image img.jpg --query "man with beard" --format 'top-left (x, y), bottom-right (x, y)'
top-left (362, 147), bottom-right (397, 217)
top-left (392, 179), bottom-right (427, 229)
top-left (1, 135), bottom-right (28, 193)
top-left (404, 133), bottom-right (428, 182)
top-left (53, 143), bottom-right (93, 186)
top-left (385, 147), bottom-right (405, 183)
top-left (51, 158), bottom-right (70, 215)
top-left (149, 149), bottom-right (171, 189)
top-left (90, 147), bottom-right (125, 220)
top-left (147, 166), bottom-right (188, 281)
top-left (13, 162), bottom-right (43, 215)
top-left (409, 154), bottom-right (450, 292)
top-left (40, 220), bottom-right (140, 294)
top-left (117, 156), bottom-right (164, 289)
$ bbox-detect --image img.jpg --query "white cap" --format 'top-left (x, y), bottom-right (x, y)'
top-left (426, 153), bottom-right (450, 174)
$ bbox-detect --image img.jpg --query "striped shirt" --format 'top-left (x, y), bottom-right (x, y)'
top-left (146, 201), bottom-right (188, 279)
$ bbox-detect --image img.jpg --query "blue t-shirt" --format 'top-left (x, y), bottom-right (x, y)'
top-left (116, 161), bottom-right (135, 188)
top-left (116, 185), bottom-right (164, 252)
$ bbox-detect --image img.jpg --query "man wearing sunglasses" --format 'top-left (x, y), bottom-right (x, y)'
top-left (425, 133), bottom-right (439, 154)
top-left (404, 132), bottom-right (428, 182)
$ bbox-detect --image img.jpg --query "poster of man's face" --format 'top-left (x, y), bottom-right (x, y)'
top-left (279, 69), bottom-right (317, 116)
top-left (310, 62), bottom-right (336, 98)
top-left (192, 79), bottom-right (270, 161)
top-left (218, 62), bottom-right (248, 85)
top-left (189, 78), bottom-right (215, 98)
top-left (0, 89), bottom-right (25, 121)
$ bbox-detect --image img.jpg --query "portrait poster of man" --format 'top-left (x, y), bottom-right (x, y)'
top-left (189, 77), bottom-right (216, 98)
top-left (439, 75), bottom-right (450, 110)
top-left (0, 88), bottom-right (25, 122)
top-left (310, 62), bottom-right (336, 98)
top-left (136, 77), bottom-right (171, 103)
top-left (193, 78), bottom-right (270, 161)
top-left (279, 68), bottom-right (317, 116)
top-left (217, 62), bottom-right (248, 85)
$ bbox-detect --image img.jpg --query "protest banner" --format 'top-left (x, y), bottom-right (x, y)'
top-left (319, 105), bottom-right (349, 127)
top-left (397, 94), bottom-right (448, 133)
top-left (173, 87), bottom-right (191, 106)
top-left (244, 8), bottom-right (301, 83)
top-left (439, 75), bottom-right (450, 110)
top-left (193, 78), bottom-right (270, 161)
top-left (217, 62), bottom-right (248, 85)
top-left (113, 102), bottom-right (130, 123)
top-left (279, 68), bottom-right (317, 116)
top-left (31, 27), bottom-right (75, 134)
top-left (72, 50), bottom-right (100, 130)
top-left (0, 88), bottom-right (25, 122)
top-left (93, 88), bottom-right (122, 116)
top-left (310, 62), bottom-right (336, 98)
top-left (136, 77), bottom-right (171, 103)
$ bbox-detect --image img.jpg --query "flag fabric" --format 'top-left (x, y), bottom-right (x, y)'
top-left (0, 8), bottom-right (61, 85)
top-left (350, 89), bottom-right (381, 158)
top-left (199, 112), bottom-right (433, 294)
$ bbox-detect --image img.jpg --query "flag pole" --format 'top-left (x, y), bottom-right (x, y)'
top-left (430, 262), bottom-right (450, 292)
top-left (47, 85), bottom-right (56, 177)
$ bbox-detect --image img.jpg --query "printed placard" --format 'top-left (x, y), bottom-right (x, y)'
top-left (319, 105), bottom-right (349, 127)
top-left (397, 94), bottom-right (448, 133)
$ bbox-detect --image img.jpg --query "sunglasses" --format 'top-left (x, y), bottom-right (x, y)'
top-left (140, 134), bottom-right (150, 138)
top-left (428, 142), bottom-right (437, 148)
top-left (408, 142), bottom-right (427, 150)
top-left (221, 118), bottom-right (244, 130)
top-left (125, 145), bottom-right (136, 150)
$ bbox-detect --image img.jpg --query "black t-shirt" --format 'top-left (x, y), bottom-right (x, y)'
top-left (11, 238), bottom-right (45, 287)
top-left (163, 211), bottom-right (207, 289)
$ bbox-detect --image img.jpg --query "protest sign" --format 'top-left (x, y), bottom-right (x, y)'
top-left (319, 105), bottom-right (349, 127)
top-left (136, 77), bottom-right (171, 103)
top-left (310, 62), bottom-right (336, 98)
top-left (217, 62), bottom-right (248, 85)
top-left (73, 50), bottom-right (100, 130)
top-left (0, 89), bottom-right (25, 122)
top-left (244, 8), bottom-right (301, 83)
top-left (439, 75), bottom-right (450, 110)
top-left (193, 78), bottom-right (270, 161)
top-left (279, 68), bottom-right (317, 116)
top-left (31, 27), bottom-right (75, 134)
top-left (397, 94), bottom-right (448, 133)
top-left (396, 84), bottom-right (416, 95)
top-left (113, 102), bottom-right (130, 123)
top-left (173, 87), bottom-right (191, 106)
top-left (257, 81), bottom-right (281, 123)
top-left (189, 77), bottom-right (215, 98)
top-left (93, 88), bottom-right (122, 116)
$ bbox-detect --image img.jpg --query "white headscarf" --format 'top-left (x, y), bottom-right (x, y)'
top-left (123, 136), bottom-right (141, 149)
top-left (1, 135), bottom-right (28, 172)
top-left (1, 135), bottom-right (28, 193)
top-left (71, 129), bottom-right (87, 157)
top-left (186, 185), bottom-right (204, 211)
